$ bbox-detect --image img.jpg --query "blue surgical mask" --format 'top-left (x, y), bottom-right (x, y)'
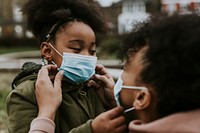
top-left (49, 43), bottom-right (97, 84)
top-left (60, 53), bottom-right (97, 83)
top-left (114, 70), bottom-right (147, 112)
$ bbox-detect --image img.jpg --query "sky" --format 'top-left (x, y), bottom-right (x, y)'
top-left (96, 0), bottom-right (121, 7)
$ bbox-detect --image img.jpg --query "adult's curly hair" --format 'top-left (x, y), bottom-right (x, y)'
top-left (22, 0), bottom-right (106, 42)
top-left (121, 14), bottom-right (200, 118)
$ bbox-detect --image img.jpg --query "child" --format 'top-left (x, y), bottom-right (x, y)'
top-left (6, 0), bottom-right (125, 133)
top-left (117, 14), bottom-right (200, 132)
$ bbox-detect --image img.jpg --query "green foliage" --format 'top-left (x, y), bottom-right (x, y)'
top-left (98, 35), bottom-right (121, 59)
top-left (0, 46), bottom-right (38, 55)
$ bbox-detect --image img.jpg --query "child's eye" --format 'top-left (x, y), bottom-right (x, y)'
top-left (71, 48), bottom-right (81, 53)
top-left (89, 50), bottom-right (96, 55)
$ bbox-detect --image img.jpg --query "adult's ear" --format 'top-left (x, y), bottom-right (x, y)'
top-left (133, 89), bottom-right (151, 110)
top-left (40, 42), bottom-right (53, 62)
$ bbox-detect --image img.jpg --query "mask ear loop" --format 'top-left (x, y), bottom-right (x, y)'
top-left (48, 43), bottom-right (62, 67)
top-left (48, 43), bottom-right (63, 57)
top-left (124, 107), bottom-right (135, 113)
top-left (51, 60), bottom-right (57, 67)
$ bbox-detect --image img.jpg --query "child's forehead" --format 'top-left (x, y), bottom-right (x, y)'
top-left (124, 46), bottom-right (148, 72)
top-left (55, 22), bottom-right (95, 38)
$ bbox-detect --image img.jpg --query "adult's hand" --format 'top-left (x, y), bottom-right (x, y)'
top-left (35, 65), bottom-right (64, 121)
top-left (91, 106), bottom-right (126, 133)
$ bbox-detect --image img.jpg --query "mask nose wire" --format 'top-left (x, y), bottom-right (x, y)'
top-left (48, 43), bottom-right (63, 58)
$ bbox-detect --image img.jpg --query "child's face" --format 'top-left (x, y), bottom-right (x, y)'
top-left (51, 21), bottom-right (96, 67)
top-left (120, 47), bottom-right (147, 108)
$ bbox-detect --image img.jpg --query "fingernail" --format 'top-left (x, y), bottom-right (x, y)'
top-left (95, 74), bottom-right (100, 78)
top-left (59, 70), bottom-right (64, 75)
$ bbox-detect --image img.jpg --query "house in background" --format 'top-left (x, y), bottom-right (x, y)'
top-left (0, 0), bottom-right (161, 38)
top-left (161, 0), bottom-right (200, 14)
top-left (100, 1), bottom-right (122, 34)
top-left (118, 0), bottom-right (150, 34)
top-left (117, 0), bottom-right (200, 34)
top-left (6, 0), bottom-right (198, 38)
top-left (0, 0), bottom-right (122, 38)
top-left (0, 0), bottom-right (33, 38)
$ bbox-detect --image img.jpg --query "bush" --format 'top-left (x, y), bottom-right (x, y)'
top-left (0, 37), bottom-right (39, 48)
top-left (98, 35), bottom-right (121, 59)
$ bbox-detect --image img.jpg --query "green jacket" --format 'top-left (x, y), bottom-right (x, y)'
top-left (6, 62), bottom-right (106, 133)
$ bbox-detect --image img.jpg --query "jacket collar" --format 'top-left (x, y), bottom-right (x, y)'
top-left (61, 77), bottom-right (84, 93)
top-left (12, 62), bottom-right (42, 90)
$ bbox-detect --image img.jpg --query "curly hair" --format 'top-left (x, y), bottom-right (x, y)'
top-left (22, 0), bottom-right (106, 43)
top-left (121, 14), bottom-right (200, 118)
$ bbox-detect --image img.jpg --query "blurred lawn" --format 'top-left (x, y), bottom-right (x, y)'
top-left (0, 71), bottom-right (18, 132)
top-left (0, 45), bottom-right (37, 132)
top-left (0, 45), bottom-right (38, 132)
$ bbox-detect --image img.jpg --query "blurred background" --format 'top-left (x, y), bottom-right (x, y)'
top-left (0, 0), bottom-right (200, 132)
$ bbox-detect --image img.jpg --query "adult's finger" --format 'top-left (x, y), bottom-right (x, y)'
top-left (114, 124), bottom-right (127, 133)
top-left (128, 120), bottom-right (144, 132)
top-left (38, 65), bottom-right (57, 79)
top-left (110, 115), bottom-right (125, 128)
top-left (54, 70), bottom-right (64, 89)
top-left (106, 106), bottom-right (124, 119)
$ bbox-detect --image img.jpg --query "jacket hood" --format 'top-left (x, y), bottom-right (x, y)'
top-left (129, 109), bottom-right (200, 133)
top-left (12, 62), bottom-right (42, 90)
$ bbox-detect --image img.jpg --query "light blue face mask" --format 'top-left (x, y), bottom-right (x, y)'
top-left (114, 70), bottom-right (147, 112)
top-left (49, 43), bottom-right (97, 84)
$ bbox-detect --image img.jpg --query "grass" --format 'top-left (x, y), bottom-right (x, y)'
top-left (0, 45), bottom-right (38, 132)
top-left (0, 71), bottom-right (18, 133)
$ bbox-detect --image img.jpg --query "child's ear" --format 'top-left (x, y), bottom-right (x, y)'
top-left (133, 89), bottom-right (151, 110)
top-left (40, 42), bottom-right (53, 62)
